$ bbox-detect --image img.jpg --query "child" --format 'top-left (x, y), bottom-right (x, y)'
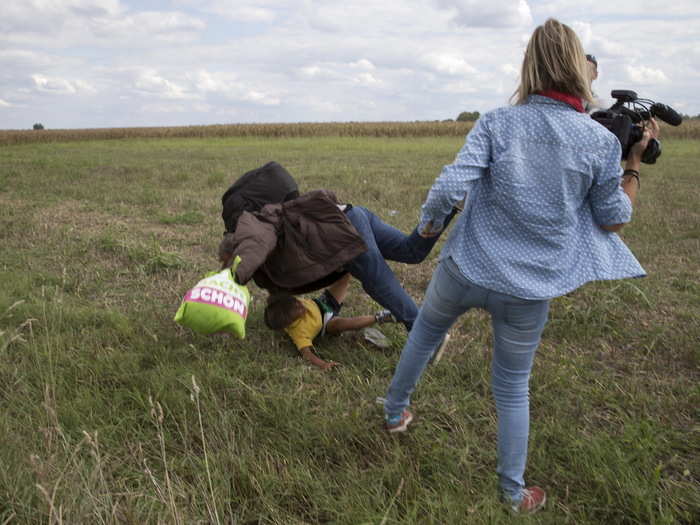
top-left (264, 274), bottom-right (396, 370)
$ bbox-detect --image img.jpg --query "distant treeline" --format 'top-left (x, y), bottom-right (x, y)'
top-left (2, 119), bottom-right (698, 145)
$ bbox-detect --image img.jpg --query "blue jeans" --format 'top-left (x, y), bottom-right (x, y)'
top-left (345, 206), bottom-right (444, 331)
top-left (384, 257), bottom-right (549, 502)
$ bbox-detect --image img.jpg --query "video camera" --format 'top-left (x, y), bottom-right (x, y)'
top-left (591, 90), bottom-right (682, 164)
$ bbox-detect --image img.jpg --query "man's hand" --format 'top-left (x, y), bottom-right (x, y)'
top-left (220, 253), bottom-right (233, 270)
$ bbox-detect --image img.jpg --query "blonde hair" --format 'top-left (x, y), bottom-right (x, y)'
top-left (512, 18), bottom-right (593, 105)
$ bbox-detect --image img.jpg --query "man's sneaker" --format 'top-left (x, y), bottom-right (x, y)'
top-left (511, 486), bottom-right (546, 515)
top-left (429, 333), bottom-right (451, 364)
top-left (374, 310), bottom-right (396, 324)
top-left (385, 409), bottom-right (413, 433)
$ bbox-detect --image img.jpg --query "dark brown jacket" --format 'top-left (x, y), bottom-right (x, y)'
top-left (231, 190), bottom-right (367, 294)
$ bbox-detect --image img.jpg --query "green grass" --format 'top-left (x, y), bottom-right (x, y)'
top-left (0, 136), bottom-right (698, 524)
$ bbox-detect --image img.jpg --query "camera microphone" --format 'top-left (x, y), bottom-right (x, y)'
top-left (650, 103), bottom-right (683, 126)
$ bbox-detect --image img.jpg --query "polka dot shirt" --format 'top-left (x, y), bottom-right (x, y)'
top-left (419, 94), bottom-right (646, 300)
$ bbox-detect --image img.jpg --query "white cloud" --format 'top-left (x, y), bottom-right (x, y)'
top-left (434, 0), bottom-right (532, 28)
top-left (89, 11), bottom-right (205, 42)
top-left (225, 7), bottom-right (277, 22)
top-left (133, 71), bottom-right (195, 100)
top-left (421, 52), bottom-right (477, 75)
top-left (299, 66), bottom-right (325, 79)
top-left (441, 80), bottom-right (479, 94)
top-left (192, 70), bottom-right (229, 92)
top-left (500, 63), bottom-right (519, 76)
top-left (243, 90), bottom-right (280, 105)
top-left (296, 60), bottom-right (382, 86)
top-left (64, 0), bottom-right (122, 17)
top-left (625, 65), bottom-right (670, 85)
top-left (174, 0), bottom-right (280, 22)
top-left (0, 49), bottom-right (54, 68)
top-left (188, 70), bottom-right (281, 105)
top-left (73, 79), bottom-right (98, 94)
top-left (12, 0), bottom-right (122, 17)
top-left (593, 38), bottom-right (627, 59)
top-left (349, 59), bottom-right (376, 71)
top-left (1, 1), bottom-right (204, 46)
top-left (536, 0), bottom-right (700, 18)
top-left (0, 0), bottom-right (123, 34)
top-left (31, 74), bottom-right (96, 95)
top-left (32, 74), bottom-right (75, 94)
top-left (140, 102), bottom-right (189, 113)
top-left (571, 21), bottom-right (593, 47)
top-left (353, 72), bottom-right (381, 86)
top-left (300, 97), bottom-right (344, 116)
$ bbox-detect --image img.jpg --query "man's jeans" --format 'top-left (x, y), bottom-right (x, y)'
top-left (345, 206), bottom-right (443, 330)
top-left (384, 257), bottom-right (550, 502)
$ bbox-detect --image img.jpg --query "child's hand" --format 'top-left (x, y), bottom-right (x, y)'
top-left (300, 346), bottom-right (339, 371)
top-left (319, 360), bottom-right (340, 371)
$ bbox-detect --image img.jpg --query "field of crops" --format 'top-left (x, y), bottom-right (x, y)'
top-left (0, 121), bottom-right (476, 145)
top-left (1, 119), bottom-right (699, 145)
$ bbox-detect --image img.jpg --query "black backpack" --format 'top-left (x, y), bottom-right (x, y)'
top-left (221, 161), bottom-right (299, 233)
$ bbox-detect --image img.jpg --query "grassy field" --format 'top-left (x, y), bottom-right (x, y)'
top-left (0, 134), bottom-right (698, 524)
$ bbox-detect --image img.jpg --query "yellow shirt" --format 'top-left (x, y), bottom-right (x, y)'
top-left (284, 298), bottom-right (322, 351)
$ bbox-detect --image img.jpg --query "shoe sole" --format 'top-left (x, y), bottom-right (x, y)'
top-left (430, 333), bottom-right (451, 364)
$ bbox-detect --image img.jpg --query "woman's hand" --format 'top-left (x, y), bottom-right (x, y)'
top-left (606, 117), bottom-right (661, 232)
top-left (419, 220), bottom-right (443, 238)
top-left (628, 118), bottom-right (660, 161)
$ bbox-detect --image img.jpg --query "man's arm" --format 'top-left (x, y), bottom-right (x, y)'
top-left (218, 211), bottom-right (278, 282)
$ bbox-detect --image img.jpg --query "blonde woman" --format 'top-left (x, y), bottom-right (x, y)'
top-left (381, 19), bottom-right (659, 514)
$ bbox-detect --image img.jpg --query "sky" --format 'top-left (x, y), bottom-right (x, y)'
top-left (1, 0), bottom-right (699, 130)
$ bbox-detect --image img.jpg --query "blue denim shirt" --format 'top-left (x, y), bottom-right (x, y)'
top-left (419, 95), bottom-right (645, 300)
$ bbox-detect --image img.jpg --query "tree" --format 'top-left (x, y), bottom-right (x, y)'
top-left (456, 111), bottom-right (480, 122)
top-left (33, 123), bottom-right (44, 130)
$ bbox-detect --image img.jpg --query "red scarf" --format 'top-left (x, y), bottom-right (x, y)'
top-left (537, 89), bottom-right (585, 113)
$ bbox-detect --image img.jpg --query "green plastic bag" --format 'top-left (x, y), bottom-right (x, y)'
top-left (174, 256), bottom-right (250, 338)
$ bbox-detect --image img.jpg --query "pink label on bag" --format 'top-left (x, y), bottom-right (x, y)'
top-left (185, 287), bottom-right (248, 318)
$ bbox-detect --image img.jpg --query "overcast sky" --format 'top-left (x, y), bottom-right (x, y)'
top-left (1, 0), bottom-right (698, 130)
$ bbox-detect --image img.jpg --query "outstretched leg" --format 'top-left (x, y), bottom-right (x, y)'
top-left (348, 206), bottom-right (458, 264)
top-left (342, 206), bottom-right (459, 331)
